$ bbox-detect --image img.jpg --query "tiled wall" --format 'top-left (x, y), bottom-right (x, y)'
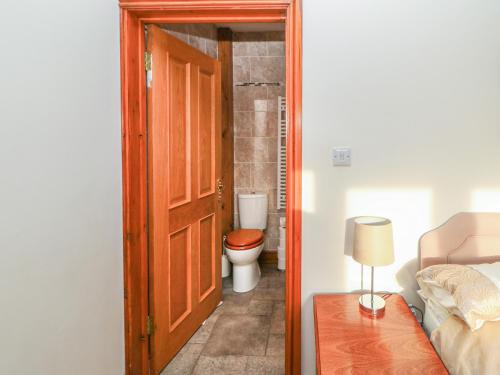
top-left (160, 24), bottom-right (218, 59)
top-left (233, 32), bottom-right (286, 252)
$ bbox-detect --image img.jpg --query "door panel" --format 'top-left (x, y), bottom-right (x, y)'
top-left (168, 226), bottom-right (191, 330)
top-left (168, 57), bottom-right (190, 207)
top-left (198, 70), bottom-right (215, 198)
top-left (147, 25), bottom-right (222, 374)
top-left (199, 214), bottom-right (216, 300)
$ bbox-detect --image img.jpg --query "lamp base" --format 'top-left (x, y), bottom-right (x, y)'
top-left (359, 294), bottom-right (385, 317)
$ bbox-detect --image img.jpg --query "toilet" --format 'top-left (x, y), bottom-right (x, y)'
top-left (224, 193), bottom-right (268, 293)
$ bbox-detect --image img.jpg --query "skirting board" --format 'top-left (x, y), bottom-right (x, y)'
top-left (259, 250), bottom-right (278, 265)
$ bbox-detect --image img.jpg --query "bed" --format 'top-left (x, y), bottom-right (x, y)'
top-left (418, 212), bottom-right (500, 375)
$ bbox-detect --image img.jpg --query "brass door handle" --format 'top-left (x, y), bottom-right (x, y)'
top-left (217, 179), bottom-right (224, 200)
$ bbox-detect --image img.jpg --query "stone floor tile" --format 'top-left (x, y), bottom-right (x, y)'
top-left (245, 356), bottom-right (285, 375)
top-left (192, 355), bottom-right (248, 375)
top-left (189, 306), bottom-right (223, 344)
top-left (270, 301), bottom-right (285, 334)
top-left (253, 287), bottom-right (285, 301)
top-left (160, 343), bottom-right (204, 375)
top-left (221, 290), bottom-right (254, 314)
top-left (266, 334), bottom-right (285, 357)
top-left (163, 268), bottom-right (284, 374)
top-left (202, 314), bottom-right (271, 356)
top-left (248, 299), bottom-right (274, 316)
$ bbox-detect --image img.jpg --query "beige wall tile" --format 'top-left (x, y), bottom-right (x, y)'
top-left (265, 238), bottom-right (280, 252)
top-left (234, 163), bottom-right (253, 188)
top-left (161, 24), bottom-right (218, 59)
top-left (234, 86), bottom-right (268, 111)
top-left (266, 214), bottom-right (281, 239)
top-left (233, 31), bottom-right (286, 245)
top-left (205, 39), bottom-right (218, 59)
top-left (252, 138), bottom-right (267, 162)
top-left (253, 99), bottom-right (268, 112)
top-left (252, 163), bottom-right (277, 190)
top-left (233, 32), bottom-right (268, 56)
top-left (234, 138), bottom-right (254, 162)
top-left (267, 85), bottom-right (286, 98)
top-left (253, 138), bottom-right (277, 162)
top-left (268, 188), bottom-right (278, 212)
top-left (266, 86), bottom-right (285, 113)
top-left (267, 42), bottom-right (285, 56)
top-left (253, 112), bottom-right (277, 137)
top-left (250, 57), bottom-right (285, 83)
top-left (188, 34), bottom-right (206, 54)
top-left (160, 24), bottom-right (189, 43)
top-left (267, 137), bottom-right (278, 162)
top-left (234, 57), bottom-right (251, 83)
top-left (234, 111), bottom-right (253, 137)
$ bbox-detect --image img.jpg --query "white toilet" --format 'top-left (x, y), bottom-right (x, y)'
top-left (224, 193), bottom-right (268, 293)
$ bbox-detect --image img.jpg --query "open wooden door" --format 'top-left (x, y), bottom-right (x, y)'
top-left (146, 25), bottom-right (222, 374)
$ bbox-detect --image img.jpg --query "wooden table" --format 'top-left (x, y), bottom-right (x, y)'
top-left (314, 294), bottom-right (448, 374)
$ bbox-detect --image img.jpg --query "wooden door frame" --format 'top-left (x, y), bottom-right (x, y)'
top-left (119, 1), bottom-right (302, 374)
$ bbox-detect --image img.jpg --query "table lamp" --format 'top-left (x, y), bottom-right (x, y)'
top-left (353, 216), bottom-right (394, 316)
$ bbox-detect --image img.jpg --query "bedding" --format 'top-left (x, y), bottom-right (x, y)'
top-left (416, 263), bottom-right (500, 330)
top-left (470, 263), bottom-right (500, 290)
top-left (420, 295), bottom-right (450, 336)
top-left (431, 316), bottom-right (500, 375)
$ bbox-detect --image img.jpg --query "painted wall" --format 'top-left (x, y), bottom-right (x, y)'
top-left (2, 0), bottom-right (500, 374)
top-left (302, 1), bottom-right (500, 374)
top-left (232, 31), bottom-right (286, 252)
top-left (0, 1), bottom-right (123, 374)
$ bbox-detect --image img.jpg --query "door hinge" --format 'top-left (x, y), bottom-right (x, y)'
top-left (147, 315), bottom-right (154, 336)
top-left (145, 52), bottom-right (153, 87)
top-left (144, 52), bottom-right (152, 71)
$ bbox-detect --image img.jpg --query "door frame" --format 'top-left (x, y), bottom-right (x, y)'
top-left (119, 1), bottom-right (302, 374)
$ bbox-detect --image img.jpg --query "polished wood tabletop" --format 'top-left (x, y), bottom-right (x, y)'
top-left (314, 294), bottom-right (448, 375)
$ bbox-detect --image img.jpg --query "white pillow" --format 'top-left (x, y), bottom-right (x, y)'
top-left (416, 263), bottom-right (500, 331)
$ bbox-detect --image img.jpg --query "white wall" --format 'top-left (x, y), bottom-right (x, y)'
top-left (0, 1), bottom-right (123, 374)
top-left (302, 1), bottom-right (500, 374)
top-left (2, 0), bottom-right (500, 374)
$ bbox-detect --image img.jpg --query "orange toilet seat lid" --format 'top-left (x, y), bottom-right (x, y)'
top-left (226, 229), bottom-right (264, 247)
top-left (225, 239), bottom-right (264, 251)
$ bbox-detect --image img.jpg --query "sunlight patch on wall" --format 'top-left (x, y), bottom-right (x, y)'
top-left (344, 189), bottom-right (433, 296)
top-left (302, 170), bottom-right (316, 214)
top-left (471, 190), bottom-right (500, 212)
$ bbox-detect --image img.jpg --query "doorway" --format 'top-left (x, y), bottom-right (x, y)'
top-left (150, 23), bottom-right (286, 374)
top-left (119, 2), bottom-right (302, 375)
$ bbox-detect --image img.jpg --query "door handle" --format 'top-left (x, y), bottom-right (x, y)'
top-left (217, 178), bottom-right (224, 200)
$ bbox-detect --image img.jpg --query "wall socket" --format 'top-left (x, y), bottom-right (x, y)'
top-left (333, 148), bottom-right (351, 166)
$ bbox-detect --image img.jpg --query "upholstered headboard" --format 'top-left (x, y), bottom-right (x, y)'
top-left (419, 212), bottom-right (500, 269)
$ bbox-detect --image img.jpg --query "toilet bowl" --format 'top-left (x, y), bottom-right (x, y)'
top-left (224, 229), bottom-right (265, 292)
top-left (225, 193), bottom-right (268, 293)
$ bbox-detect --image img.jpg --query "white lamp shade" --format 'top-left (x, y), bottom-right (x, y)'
top-left (352, 216), bottom-right (394, 267)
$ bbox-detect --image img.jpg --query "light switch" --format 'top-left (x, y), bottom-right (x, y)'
top-left (333, 148), bottom-right (351, 166)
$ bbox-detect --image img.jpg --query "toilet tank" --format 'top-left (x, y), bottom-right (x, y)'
top-left (238, 193), bottom-right (268, 230)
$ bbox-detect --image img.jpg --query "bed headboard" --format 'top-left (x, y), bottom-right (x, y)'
top-left (419, 212), bottom-right (500, 269)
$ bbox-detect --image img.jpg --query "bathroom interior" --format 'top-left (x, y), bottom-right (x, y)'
top-left (157, 22), bottom-right (287, 374)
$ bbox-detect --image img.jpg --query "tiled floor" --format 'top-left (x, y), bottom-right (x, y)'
top-left (161, 265), bottom-right (285, 375)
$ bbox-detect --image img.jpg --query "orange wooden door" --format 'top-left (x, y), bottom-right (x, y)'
top-left (146, 25), bottom-right (222, 374)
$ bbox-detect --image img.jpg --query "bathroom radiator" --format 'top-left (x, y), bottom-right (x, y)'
top-left (277, 96), bottom-right (287, 210)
